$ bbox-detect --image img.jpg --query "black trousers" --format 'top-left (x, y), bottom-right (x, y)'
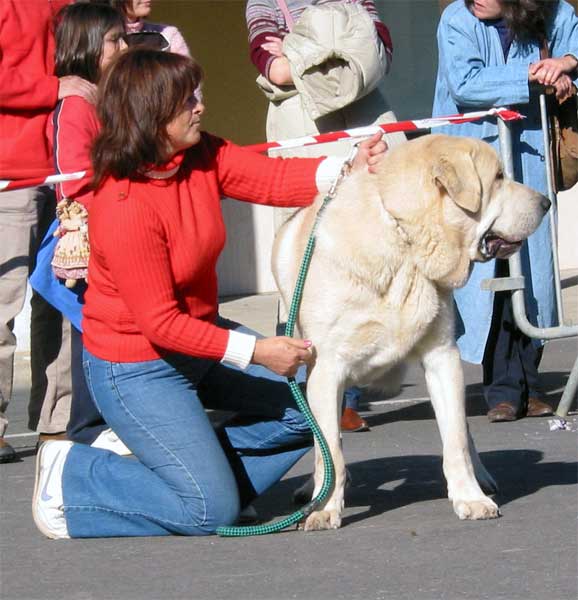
top-left (67, 326), bottom-right (106, 444)
top-left (482, 261), bottom-right (543, 413)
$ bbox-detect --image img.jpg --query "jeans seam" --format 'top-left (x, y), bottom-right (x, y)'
top-left (103, 362), bottom-right (210, 529)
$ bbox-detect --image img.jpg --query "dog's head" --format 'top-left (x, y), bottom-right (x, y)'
top-left (375, 134), bottom-right (550, 286)
top-left (429, 135), bottom-right (550, 262)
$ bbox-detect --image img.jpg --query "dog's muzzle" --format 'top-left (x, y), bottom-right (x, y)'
top-left (479, 233), bottom-right (523, 260)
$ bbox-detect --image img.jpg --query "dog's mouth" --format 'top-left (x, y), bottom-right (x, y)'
top-left (479, 232), bottom-right (522, 260)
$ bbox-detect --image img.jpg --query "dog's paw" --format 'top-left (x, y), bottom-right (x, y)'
top-left (453, 497), bottom-right (500, 520)
top-left (303, 510), bottom-right (342, 531)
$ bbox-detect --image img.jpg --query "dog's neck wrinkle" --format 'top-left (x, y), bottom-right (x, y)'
top-left (401, 219), bottom-right (470, 288)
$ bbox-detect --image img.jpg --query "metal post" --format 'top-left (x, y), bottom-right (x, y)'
top-left (539, 93), bottom-right (565, 324)
top-left (491, 118), bottom-right (578, 416)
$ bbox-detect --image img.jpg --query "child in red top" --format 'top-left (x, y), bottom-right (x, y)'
top-left (32, 49), bottom-right (386, 539)
top-left (30, 3), bottom-right (127, 448)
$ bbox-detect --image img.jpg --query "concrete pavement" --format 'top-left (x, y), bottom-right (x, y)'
top-left (0, 272), bottom-right (576, 600)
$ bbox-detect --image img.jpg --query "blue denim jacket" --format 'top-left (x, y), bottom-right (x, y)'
top-left (432, 0), bottom-right (578, 363)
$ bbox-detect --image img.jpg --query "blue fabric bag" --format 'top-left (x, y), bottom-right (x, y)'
top-left (29, 218), bottom-right (84, 331)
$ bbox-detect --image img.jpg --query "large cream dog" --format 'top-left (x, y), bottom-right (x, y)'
top-left (272, 134), bottom-right (550, 531)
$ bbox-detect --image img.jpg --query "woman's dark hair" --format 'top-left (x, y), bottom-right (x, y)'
top-left (465, 0), bottom-right (559, 41)
top-left (92, 48), bottom-right (203, 186)
top-left (54, 2), bottom-right (125, 83)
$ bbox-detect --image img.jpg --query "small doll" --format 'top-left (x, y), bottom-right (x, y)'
top-left (51, 198), bottom-right (89, 288)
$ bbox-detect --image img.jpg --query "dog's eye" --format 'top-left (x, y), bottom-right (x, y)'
top-left (496, 170), bottom-right (504, 180)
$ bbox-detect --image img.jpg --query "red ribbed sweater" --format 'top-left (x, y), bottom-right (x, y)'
top-left (83, 133), bottom-right (322, 363)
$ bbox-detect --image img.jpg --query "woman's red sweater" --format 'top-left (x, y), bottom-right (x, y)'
top-left (83, 133), bottom-right (322, 363)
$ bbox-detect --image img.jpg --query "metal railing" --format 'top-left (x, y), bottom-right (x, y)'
top-left (481, 97), bottom-right (578, 419)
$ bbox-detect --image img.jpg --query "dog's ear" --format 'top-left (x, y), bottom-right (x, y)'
top-left (433, 153), bottom-right (482, 213)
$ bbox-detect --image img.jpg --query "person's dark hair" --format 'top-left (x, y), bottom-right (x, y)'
top-left (54, 2), bottom-right (125, 83)
top-left (92, 48), bottom-right (203, 186)
top-left (465, 0), bottom-right (559, 41)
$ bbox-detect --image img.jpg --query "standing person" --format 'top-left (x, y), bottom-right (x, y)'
top-left (30, 2), bottom-right (128, 451)
top-left (433, 0), bottom-right (578, 422)
top-left (64, 0), bottom-right (189, 448)
top-left (246, 0), bottom-right (403, 431)
top-left (106, 0), bottom-right (190, 55)
top-left (32, 49), bottom-right (387, 539)
top-left (0, 0), bottom-right (96, 463)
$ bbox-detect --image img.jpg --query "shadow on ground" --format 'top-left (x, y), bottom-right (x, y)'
top-left (254, 448), bottom-right (577, 527)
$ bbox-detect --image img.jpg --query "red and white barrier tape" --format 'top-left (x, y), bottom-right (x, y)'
top-left (0, 108), bottom-right (523, 192)
top-left (245, 107), bottom-right (523, 153)
top-left (0, 170), bottom-right (88, 193)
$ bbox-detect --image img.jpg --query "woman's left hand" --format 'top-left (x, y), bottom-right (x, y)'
top-left (352, 131), bottom-right (388, 174)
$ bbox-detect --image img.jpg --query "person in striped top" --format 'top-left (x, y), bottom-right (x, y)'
top-left (246, 0), bottom-right (392, 83)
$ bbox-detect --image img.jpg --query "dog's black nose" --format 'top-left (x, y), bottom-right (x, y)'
top-left (540, 195), bottom-right (551, 213)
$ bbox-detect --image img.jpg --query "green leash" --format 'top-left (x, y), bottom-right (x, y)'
top-left (216, 151), bottom-right (357, 537)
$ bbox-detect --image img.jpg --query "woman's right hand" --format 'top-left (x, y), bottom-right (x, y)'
top-left (529, 55), bottom-right (578, 86)
top-left (551, 74), bottom-right (575, 102)
top-left (252, 337), bottom-right (314, 377)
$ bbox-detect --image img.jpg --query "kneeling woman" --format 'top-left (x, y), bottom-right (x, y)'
top-left (33, 48), bottom-right (386, 539)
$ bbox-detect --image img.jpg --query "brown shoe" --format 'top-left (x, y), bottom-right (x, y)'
top-left (526, 397), bottom-right (554, 418)
top-left (341, 407), bottom-right (370, 432)
top-left (0, 437), bottom-right (17, 463)
top-left (487, 402), bottom-right (518, 423)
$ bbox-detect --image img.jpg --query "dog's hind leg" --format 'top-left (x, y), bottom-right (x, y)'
top-left (302, 360), bottom-right (347, 531)
top-left (420, 341), bottom-right (500, 521)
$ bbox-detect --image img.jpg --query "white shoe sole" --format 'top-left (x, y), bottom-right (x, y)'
top-left (32, 442), bottom-right (65, 540)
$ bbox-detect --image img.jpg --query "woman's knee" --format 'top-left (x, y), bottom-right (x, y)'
top-left (184, 491), bottom-right (240, 535)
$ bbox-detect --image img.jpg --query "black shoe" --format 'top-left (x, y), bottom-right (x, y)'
top-left (0, 438), bottom-right (17, 463)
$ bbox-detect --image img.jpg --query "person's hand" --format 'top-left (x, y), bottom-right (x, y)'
top-left (552, 74), bottom-right (575, 102)
top-left (252, 336), bottom-right (314, 377)
top-left (352, 131), bottom-right (388, 174)
top-left (57, 76), bottom-right (97, 104)
top-left (529, 55), bottom-right (578, 85)
top-left (261, 35), bottom-right (284, 57)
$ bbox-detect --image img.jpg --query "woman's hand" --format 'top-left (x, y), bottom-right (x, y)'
top-left (58, 75), bottom-right (97, 104)
top-left (529, 55), bottom-right (578, 86)
top-left (352, 132), bottom-right (389, 174)
top-left (261, 35), bottom-right (284, 57)
top-left (252, 337), bottom-right (314, 377)
top-left (552, 73), bottom-right (575, 102)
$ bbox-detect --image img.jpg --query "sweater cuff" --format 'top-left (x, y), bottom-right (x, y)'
top-left (316, 157), bottom-right (346, 193)
top-left (220, 329), bottom-right (257, 371)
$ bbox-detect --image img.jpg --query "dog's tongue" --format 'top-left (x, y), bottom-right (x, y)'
top-left (485, 235), bottom-right (521, 259)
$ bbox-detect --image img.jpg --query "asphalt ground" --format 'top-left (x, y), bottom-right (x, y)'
top-left (0, 273), bottom-right (577, 600)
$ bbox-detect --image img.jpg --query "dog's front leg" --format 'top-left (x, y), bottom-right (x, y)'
top-left (421, 343), bottom-right (500, 520)
top-left (302, 360), bottom-right (347, 531)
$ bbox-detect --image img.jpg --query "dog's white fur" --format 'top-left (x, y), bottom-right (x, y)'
top-left (272, 134), bottom-right (549, 530)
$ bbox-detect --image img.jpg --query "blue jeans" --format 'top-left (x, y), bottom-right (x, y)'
top-left (61, 328), bottom-right (312, 538)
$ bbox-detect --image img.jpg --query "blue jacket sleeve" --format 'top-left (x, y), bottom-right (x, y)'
top-left (549, 1), bottom-right (578, 86)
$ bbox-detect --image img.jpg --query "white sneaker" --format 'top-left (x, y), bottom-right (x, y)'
top-left (32, 440), bottom-right (72, 539)
top-left (91, 428), bottom-right (132, 456)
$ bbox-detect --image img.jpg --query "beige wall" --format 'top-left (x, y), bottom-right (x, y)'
top-left (152, 0), bottom-right (268, 144)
